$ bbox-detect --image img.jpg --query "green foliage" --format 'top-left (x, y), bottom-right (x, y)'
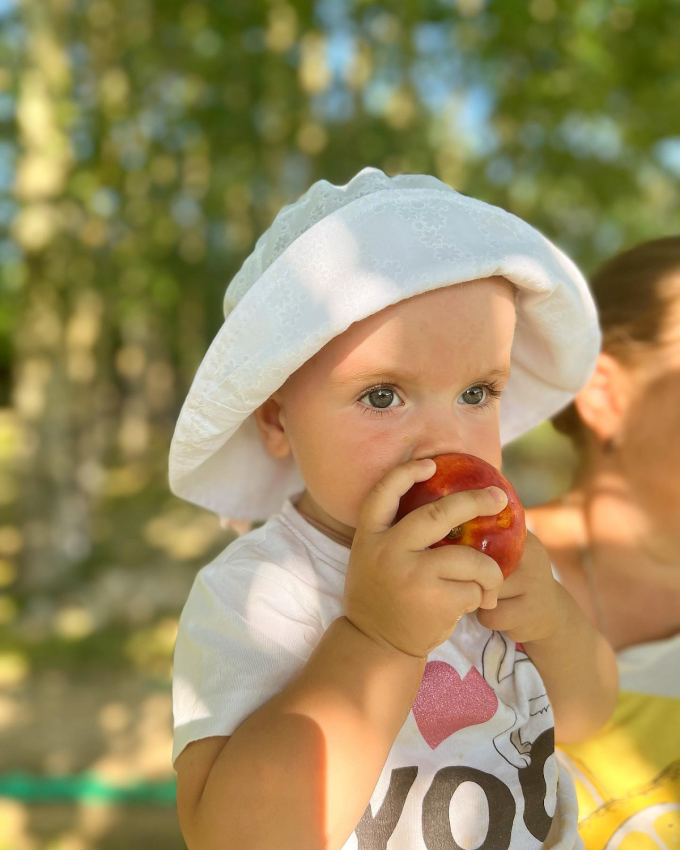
top-left (4, 0), bottom-right (678, 366)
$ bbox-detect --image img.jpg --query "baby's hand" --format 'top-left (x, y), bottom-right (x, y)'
top-left (476, 531), bottom-right (564, 644)
top-left (343, 459), bottom-right (507, 659)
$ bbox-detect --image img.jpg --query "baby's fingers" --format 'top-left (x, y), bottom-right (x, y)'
top-left (438, 580), bottom-right (484, 617)
top-left (477, 594), bottom-right (526, 632)
top-left (393, 486), bottom-right (508, 551)
top-left (479, 589), bottom-right (499, 610)
top-left (423, 545), bottom-right (503, 607)
top-left (358, 459), bottom-right (437, 535)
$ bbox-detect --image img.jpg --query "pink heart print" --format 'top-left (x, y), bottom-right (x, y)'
top-left (412, 660), bottom-right (499, 749)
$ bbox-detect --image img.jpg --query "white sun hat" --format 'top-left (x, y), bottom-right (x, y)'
top-left (168, 167), bottom-right (600, 521)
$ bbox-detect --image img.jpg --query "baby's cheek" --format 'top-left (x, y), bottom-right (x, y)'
top-left (356, 426), bottom-right (405, 473)
top-left (348, 438), bottom-right (408, 509)
top-left (325, 432), bottom-right (403, 520)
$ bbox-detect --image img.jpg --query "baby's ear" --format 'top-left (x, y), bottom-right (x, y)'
top-left (252, 392), bottom-right (291, 459)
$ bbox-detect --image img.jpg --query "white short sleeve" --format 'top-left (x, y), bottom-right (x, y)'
top-left (171, 555), bottom-right (325, 767)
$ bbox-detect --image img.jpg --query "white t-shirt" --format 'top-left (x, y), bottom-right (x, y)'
top-left (172, 496), bottom-right (582, 849)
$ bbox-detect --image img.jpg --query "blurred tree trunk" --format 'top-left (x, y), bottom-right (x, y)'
top-left (12, 0), bottom-right (98, 591)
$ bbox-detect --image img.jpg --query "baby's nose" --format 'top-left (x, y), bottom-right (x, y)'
top-left (408, 411), bottom-right (466, 459)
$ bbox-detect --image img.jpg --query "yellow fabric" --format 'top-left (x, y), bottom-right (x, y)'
top-left (557, 641), bottom-right (680, 850)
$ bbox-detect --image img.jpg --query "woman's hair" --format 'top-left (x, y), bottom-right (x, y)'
top-left (552, 235), bottom-right (680, 455)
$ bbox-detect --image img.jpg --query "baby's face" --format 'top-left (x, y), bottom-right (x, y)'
top-left (263, 277), bottom-right (516, 538)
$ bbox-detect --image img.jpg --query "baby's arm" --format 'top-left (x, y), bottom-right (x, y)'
top-left (477, 532), bottom-right (618, 743)
top-left (523, 586), bottom-right (618, 743)
top-left (177, 616), bottom-right (423, 850)
top-left (176, 459), bottom-right (506, 850)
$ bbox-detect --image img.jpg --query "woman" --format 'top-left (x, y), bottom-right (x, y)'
top-left (525, 236), bottom-right (680, 849)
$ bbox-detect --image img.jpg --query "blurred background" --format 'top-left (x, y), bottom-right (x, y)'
top-left (1, 0), bottom-right (679, 846)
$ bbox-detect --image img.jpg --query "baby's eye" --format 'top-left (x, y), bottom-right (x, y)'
top-left (459, 385), bottom-right (487, 405)
top-left (359, 387), bottom-right (402, 410)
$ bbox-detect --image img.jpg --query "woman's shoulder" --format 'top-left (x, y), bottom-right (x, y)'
top-left (525, 493), bottom-right (588, 562)
top-left (525, 495), bottom-right (585, 548)
top-left (524, 497), bottom-right (595, 618)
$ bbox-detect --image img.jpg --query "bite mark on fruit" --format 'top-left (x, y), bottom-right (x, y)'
top-left (496, 508), bottom-right (512, 529)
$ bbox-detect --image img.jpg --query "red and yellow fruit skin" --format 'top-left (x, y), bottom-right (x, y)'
top-left (394, 453), bottom-right (527, 578)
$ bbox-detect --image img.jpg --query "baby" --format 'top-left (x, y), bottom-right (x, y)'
top-left (169, 169), bottom-right (618, 849)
